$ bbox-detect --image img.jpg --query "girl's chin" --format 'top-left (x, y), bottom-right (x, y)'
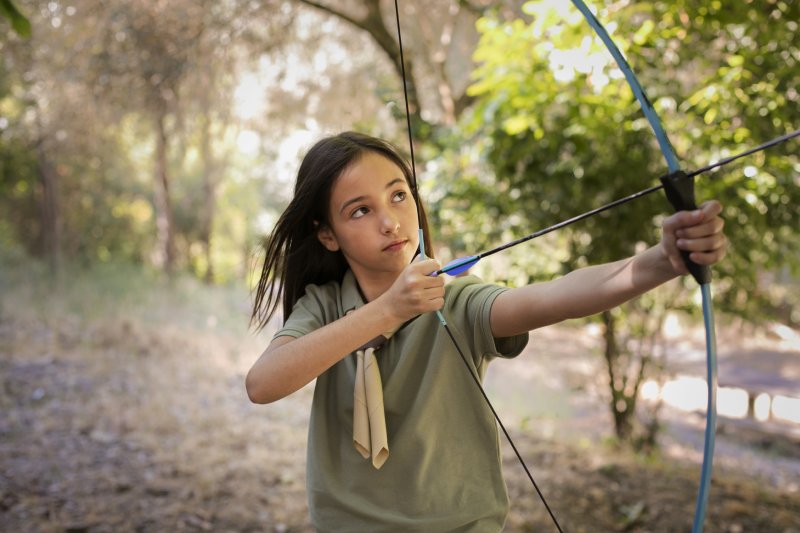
top-left (349, 258), bottom-right (409, 275)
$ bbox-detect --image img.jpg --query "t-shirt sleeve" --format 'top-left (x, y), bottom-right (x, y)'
top-left (444, 276), bottom-right (529, 363)
top-left (272, 282), bottom-right (338, 340)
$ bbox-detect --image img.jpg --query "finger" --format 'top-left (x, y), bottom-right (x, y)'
top-left (677, 233), bottom-right (727, 253)
top-left (699, 199), bottom-right (723, 218)
top-left (688, 240), bottom-right (728, 265)
top-left (421, 276), bottom-right (445, 291)
top-left (412, 258), bottom-right (441, 275)
top-left (418, 260), bottom-right (444, 281)
top-left (676, 200), bottom-right (723, 236)
top-left (408, 264), bottom-right (445, 292)
top-left (676, 217), bottom-right (725, 240)
top-left (662, 208), bottom-right (705, 234)
top-left (424, 283), bottom-right (445, 299)
top-left (406, 274), bottom-right (444, 295)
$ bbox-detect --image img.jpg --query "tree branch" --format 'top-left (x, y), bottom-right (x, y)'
top-left (295, 0), bottom-right (431, 139)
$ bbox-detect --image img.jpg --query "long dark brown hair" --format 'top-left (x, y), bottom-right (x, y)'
top-left (251, 132), bottom-right (434, 330)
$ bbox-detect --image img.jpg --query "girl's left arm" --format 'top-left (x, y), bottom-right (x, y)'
top-left (490, 200), bottom-right (727, 338)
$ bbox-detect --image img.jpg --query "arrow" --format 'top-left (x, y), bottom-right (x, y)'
top-left (435, 128), bottom-right (800, 277)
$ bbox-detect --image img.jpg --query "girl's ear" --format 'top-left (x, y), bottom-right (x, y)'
top-left (317, 224), bottom-right (340, 252)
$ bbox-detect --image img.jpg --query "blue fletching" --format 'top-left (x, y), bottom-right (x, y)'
top-left (442, 255), bottom-right (479, 276)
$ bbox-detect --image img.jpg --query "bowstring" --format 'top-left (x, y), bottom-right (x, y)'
top-left (392, 1), bottom-right (564, 531)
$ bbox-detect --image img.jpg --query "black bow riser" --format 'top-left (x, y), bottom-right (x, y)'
top-left (659, 170), bottom-right (713, 285)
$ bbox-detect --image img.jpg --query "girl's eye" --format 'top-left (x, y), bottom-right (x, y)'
top-left (351, 206), bottom-right (369, 219)
top-left (392, 191), bottom-right (407, 202)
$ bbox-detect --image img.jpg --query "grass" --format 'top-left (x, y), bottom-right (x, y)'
top-left (0, 248), bottom-right (258, 335)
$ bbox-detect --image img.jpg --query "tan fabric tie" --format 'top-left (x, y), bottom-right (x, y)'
top-left (353, 345), bottom-right (389, 469)
top-left (344, 295), bottom-right (401, 469)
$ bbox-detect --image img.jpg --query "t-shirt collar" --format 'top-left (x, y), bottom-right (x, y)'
top-left (341, 269), bottom-right (366, 315)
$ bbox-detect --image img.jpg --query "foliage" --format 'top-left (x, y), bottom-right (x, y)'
top-left (440, 0), bottom-right (799, 441)
top-left (459, 0), bottom-right (799, 317)
top-left (0, 135), bottom-right (37, 247)
top-left (0, 1), bottom-right (295, 282)
top-left (0, 0), bottom-right (30, 37)
top-left (664, 0), bottom-right (800, 321)
top-left (0, 0), bottom-right (426, 282)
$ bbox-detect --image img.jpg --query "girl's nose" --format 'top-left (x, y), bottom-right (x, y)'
top-left (381, 212), bottom-right (400, 234)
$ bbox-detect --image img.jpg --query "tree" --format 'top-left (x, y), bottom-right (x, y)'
top-left (293, 0), bottom-right (498, 139)
top-left (0, 0), bottom-right (296, 280)
top-left (447, 0), bottom-right (799, 443)
top-left (89, 2), bottom-right (207, 273)
top-left (1, 1), bottom-right (115, 274)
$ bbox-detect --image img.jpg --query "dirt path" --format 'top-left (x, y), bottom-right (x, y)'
top-left (484, 325), bottom-right (800, 493)
top-left (1, 310), bottom-right (799, 532)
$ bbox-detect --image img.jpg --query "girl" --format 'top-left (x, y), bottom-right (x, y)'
top-left (246, 131), bottom-right (727, 532)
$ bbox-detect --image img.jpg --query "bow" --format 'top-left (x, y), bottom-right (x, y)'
top-left (389, 0), bottom-right (799, 531)
top-left (429, 2), bottom-right (797, 527)
top-left (569, 2), bottom-right (716, 530)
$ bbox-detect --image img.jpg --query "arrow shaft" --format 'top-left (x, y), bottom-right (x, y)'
top-left (436, 128), bottom-right (798, 276)
top-left (478, 184), bottom-right (664, 261)
top-left (688, 128), bottom-right (800, 178)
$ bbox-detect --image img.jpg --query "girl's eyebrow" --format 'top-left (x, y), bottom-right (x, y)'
top-left (338, 178), bottom-right (406, 215)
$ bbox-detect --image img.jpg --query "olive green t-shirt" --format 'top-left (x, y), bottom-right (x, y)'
top-left (274, 270), bottom-right (529, 532)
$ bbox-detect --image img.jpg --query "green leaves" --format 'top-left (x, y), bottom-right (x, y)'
top-left (443, 0), bottom-right (800, 321)
top-left (463, 3), bottom-right (664, 271)
top-left (0, 0), bottom-right (31, 38)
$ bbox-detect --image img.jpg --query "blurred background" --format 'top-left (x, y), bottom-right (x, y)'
top-left (1, 1), bottom-right (798, 531)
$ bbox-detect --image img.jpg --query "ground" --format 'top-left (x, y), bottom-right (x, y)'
top-left (1, 266), bottom-right (798, 532)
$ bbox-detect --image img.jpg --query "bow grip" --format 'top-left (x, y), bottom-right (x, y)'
top-left (659, 170), bottom-right (712, 285)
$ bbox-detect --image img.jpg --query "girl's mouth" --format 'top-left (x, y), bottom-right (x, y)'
top-left (383, 240), bottom-right (407, 252)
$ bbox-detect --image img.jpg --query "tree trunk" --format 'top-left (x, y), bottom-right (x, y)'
top-left (602, 310), bottom-right (634, 441)
top-left (153, 108), bottom-right (176, 273)
top-left (36, 139), bottom-right (61, 278)
top-left (199, 113), bottom-right (216, 284)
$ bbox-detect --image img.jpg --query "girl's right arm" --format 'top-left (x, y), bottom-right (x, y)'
top-left (245, 258), bottom-right (444, 404)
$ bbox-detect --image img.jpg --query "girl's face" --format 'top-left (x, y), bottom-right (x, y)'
top-left (317, 151), bottom-right (419, 282)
